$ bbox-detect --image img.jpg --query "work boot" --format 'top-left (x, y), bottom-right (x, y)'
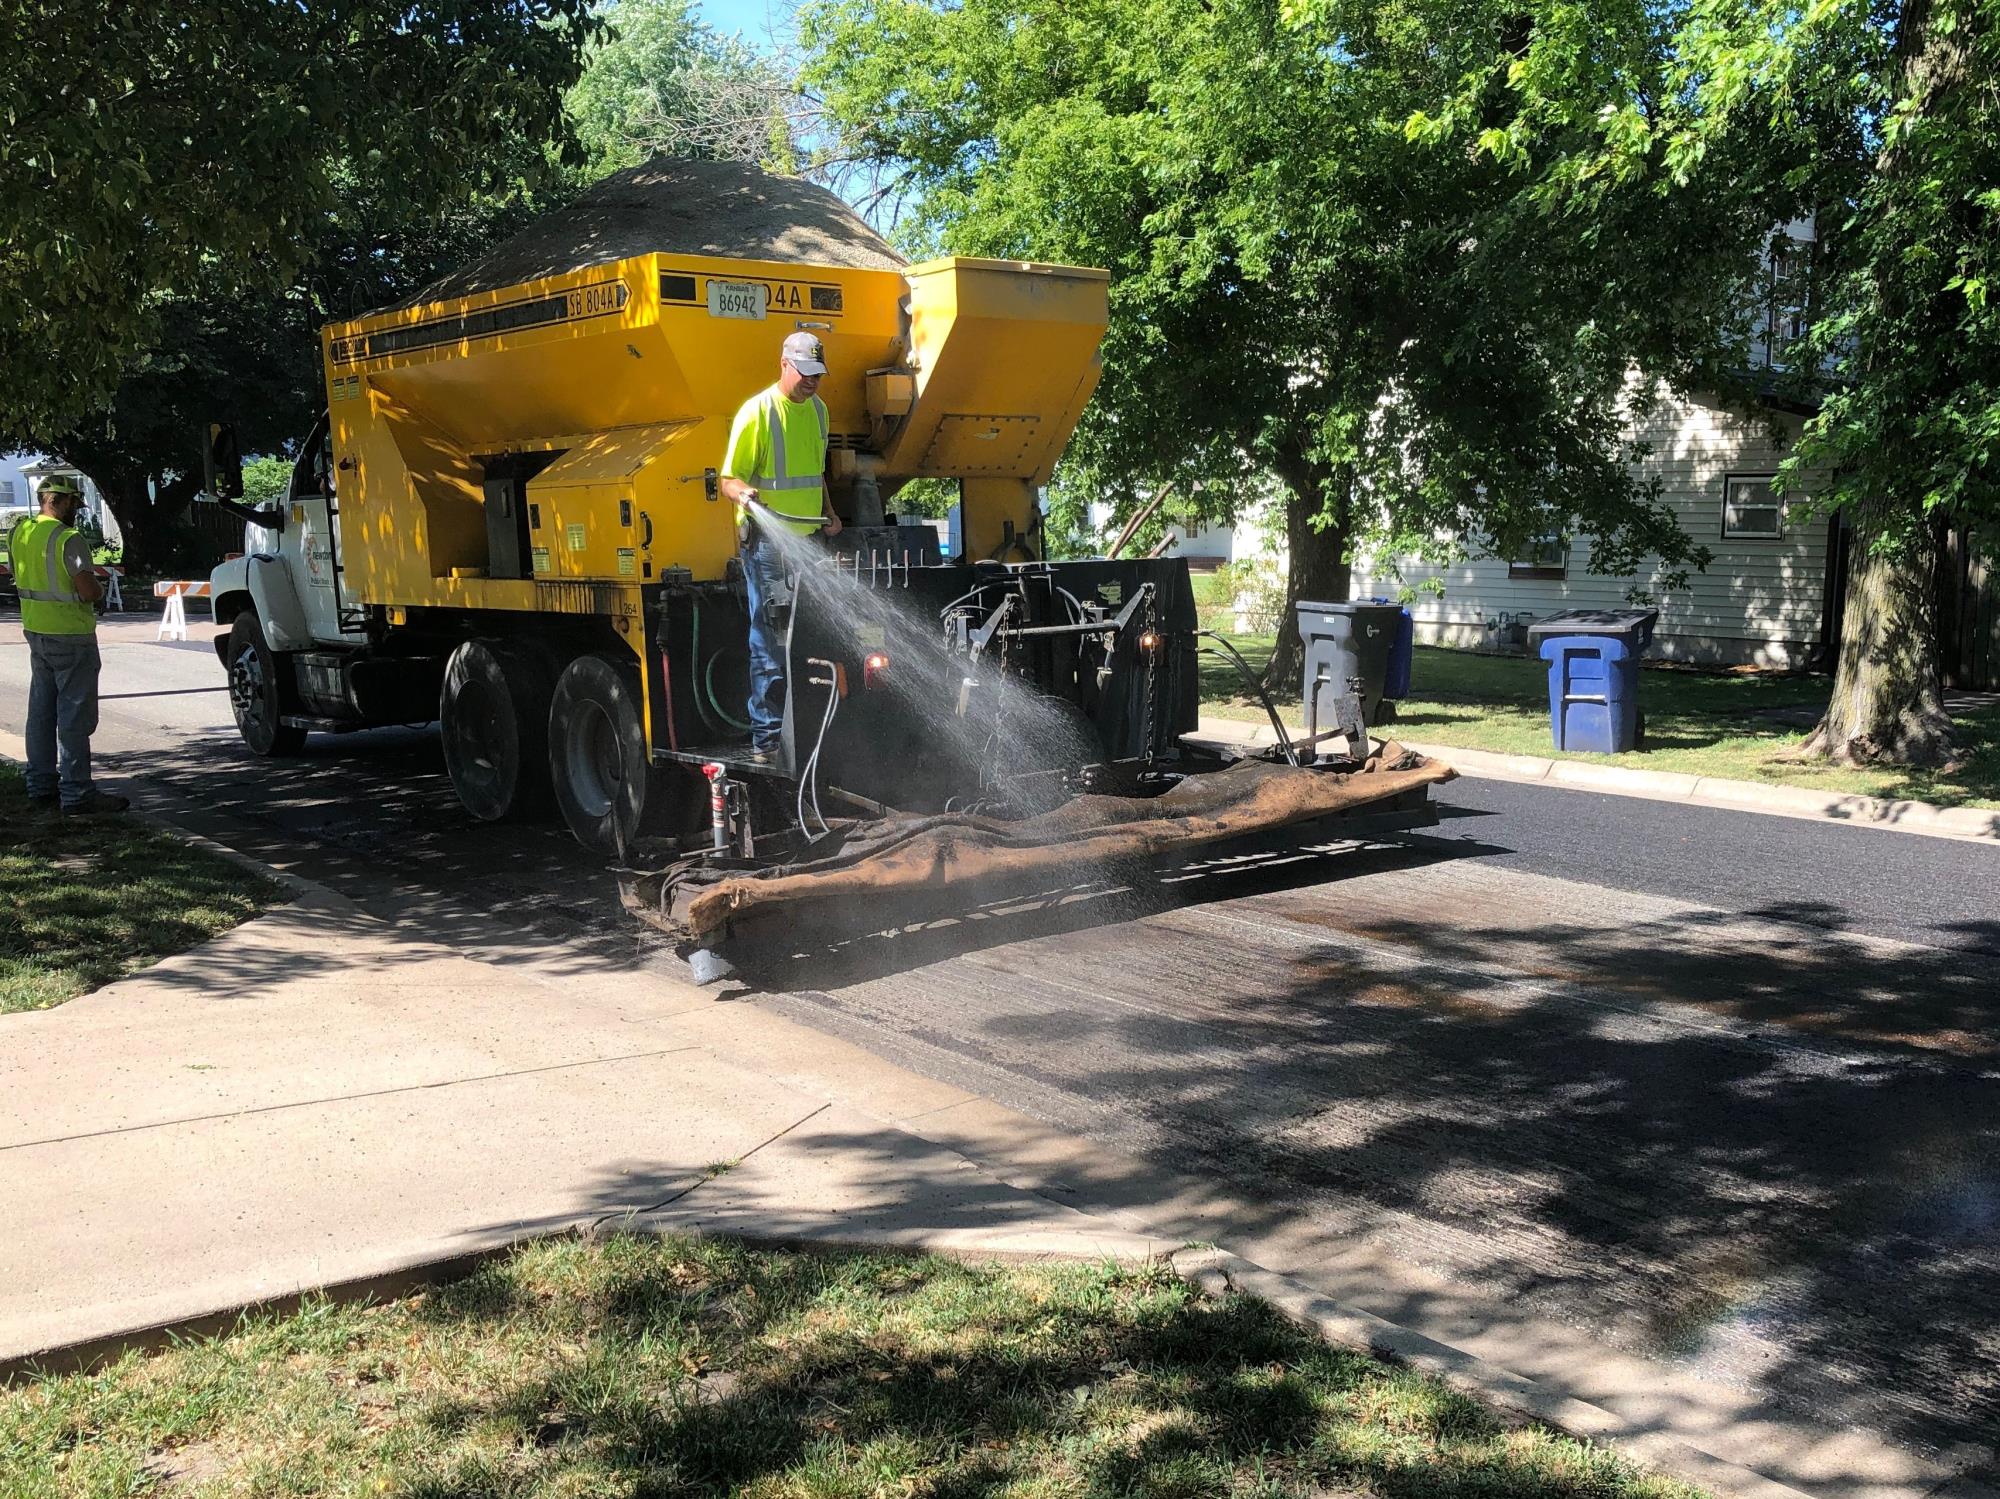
top-left (63, 789), bottom-right (131, 816)
top-left (27, 794), bottom-right (59, 818)
top-left (746, 745), bottom-right (775, 767)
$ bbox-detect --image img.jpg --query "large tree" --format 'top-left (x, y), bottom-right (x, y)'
top-left (1, 0), bottom-right (599, 562)
top-left (803, 0), bottom-right (1743, 687)
top-left (39, 178), bottom-right (551, 569)
top-left (567, 0), bottom-right (797, 174)
top-left (1767, 0), bottom-right (1997, 766)
top-left (1414, 0), bottom-right (2000, 765)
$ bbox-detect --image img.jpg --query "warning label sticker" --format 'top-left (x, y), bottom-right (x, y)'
top-left (565, 523), bottom-right (586, 552)
top-left (617, 548), bottom-right (636, 577)
top-left (531, 547), bottom-right (551, 574)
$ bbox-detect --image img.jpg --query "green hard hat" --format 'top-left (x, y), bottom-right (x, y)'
top-left (40, 475), bottom-right (83, 501)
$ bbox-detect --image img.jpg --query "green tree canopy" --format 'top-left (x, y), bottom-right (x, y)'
top-left (567, 0), bottom-right (797, 175)
top-left (803, 0), bottom-right (1749, 685)
top-left (38, 173), bottom-right (554, 570)
top-left (1406, 0), bottom-right (2000, 763)
top-left (1, 0), bottom-right (600, 438)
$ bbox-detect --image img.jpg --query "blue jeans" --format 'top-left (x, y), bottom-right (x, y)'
top-left (740, 536), bottom-right (788, 751)
top-left (25, 631), bottom-right (101, 805)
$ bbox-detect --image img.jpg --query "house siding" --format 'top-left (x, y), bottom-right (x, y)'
top-left (1352, 389), bottom-right (1831, 668)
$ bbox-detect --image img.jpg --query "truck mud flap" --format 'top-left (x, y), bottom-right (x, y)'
top-left (623, 745), bottom-right (1454, 955)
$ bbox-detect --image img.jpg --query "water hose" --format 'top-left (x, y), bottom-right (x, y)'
top-left (703, 651), bottom-right (752, 733)
top-left (1196, 630), bottom-right (1300, 767)
top-left (689, 597), bottom-right (751, 735)
top-left (796, 656), bottom-right (842, 841)
top-left (687, 599), bottom-right (717, 737)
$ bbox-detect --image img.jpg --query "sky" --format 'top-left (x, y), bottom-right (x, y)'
top-left (695, 0), bottom-right (797, 47)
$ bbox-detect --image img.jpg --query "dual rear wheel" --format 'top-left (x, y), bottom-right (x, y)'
top-left (440, 641), bottom-right (650, 853)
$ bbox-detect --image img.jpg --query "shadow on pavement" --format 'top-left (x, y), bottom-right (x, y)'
top-left (778, 874), bottom-right (2000, 1472)
top-left (95, 729), bottom-right (644, 965)
top-left (54, 690), bottom-right (2000, 1480)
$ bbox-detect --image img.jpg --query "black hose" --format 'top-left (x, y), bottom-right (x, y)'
top-left (1196, 630), bottom-right (1300, 767)
top-left (687, 598), bottom-right (723, 738)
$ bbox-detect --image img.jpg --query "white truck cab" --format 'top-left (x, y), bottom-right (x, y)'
top-left (208, 415), bottom-right (424, 755)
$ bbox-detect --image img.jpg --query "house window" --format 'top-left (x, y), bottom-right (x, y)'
top-left (1508, 535), bottom-right (1568, 580)
top-left (1761, 238), bottom-right (1813, 368)
top-left (1723, 475), bottom-right (1784, 539)
top-left (0, 480), bottom-right (14, 507)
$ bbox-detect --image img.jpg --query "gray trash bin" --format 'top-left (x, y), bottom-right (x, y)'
top-left (1297, 599), bottom-right (1403, 732)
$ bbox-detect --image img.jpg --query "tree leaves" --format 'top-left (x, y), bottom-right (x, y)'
top-left (0, 0), bottom-right (601, 440)
top-left (804, 0), bottom-right (1720, 587)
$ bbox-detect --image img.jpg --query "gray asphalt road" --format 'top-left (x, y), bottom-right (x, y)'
top-left (1421, 774), bottom-right (2000, 953)
top-left (7, 614), bottom-right (1997, 1476)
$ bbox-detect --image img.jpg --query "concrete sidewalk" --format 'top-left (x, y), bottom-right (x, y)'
top-left (0, 887), bottom-right (1169, 1371)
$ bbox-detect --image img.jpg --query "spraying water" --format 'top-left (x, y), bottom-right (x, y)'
top-left (742, 503), bottom-right (1102, 805)
top-left (739, 502), bottom-right (1206, 933)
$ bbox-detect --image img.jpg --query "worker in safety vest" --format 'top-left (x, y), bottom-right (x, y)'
top-left (717, 331), bottom-right (843, 764)
top-left (10, 476), bottom-right (128, 815)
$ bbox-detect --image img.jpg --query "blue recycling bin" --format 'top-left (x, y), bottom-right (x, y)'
top-left (1527, 609), bottom-right (1659, 753)
top-left (1366, 598), bottom-right (1416, 700)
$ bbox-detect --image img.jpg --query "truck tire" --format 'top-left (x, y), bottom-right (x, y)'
top-left (226, 614), bottom-right (306, 756)
top-left (549, 654), bottom-right (648, 853)
top-left (440, 639), bottom-right (554, 822)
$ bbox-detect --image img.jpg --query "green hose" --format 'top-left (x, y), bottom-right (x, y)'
top-left (691, 596), bottom-right (752, 733)
top-left (704, 651), bottom-right (752, 732)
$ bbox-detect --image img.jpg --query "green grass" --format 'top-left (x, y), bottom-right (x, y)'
top-left (1201, 639), bottom-right (2000, 810)
top-left (0, 764), bottom-right (287, 1013)
top-left (0, 1234), bottom-right (1700, 1499)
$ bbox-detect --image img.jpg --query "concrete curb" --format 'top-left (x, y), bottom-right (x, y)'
top-left (1421, 738), bottom-right (2000, 844)
top-left (1191, 717), bottom-right (2000, 845)
top-left (1166, 1246), bottom-right (1819, 1499)
top-left (0, 1216), bottom-right (1163, 1387)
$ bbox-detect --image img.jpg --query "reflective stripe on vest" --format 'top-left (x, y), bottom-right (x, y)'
top-left (760, 393), bottom-right (829, 491)
top-left (9, 516), bottom-right (95, 635)
top-left (10, 519), bottom-right (80, 602)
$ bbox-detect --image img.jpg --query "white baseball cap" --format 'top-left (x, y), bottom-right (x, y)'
top-left (781, 331), bottom-right (827, 376)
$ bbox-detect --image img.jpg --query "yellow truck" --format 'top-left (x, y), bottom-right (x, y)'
top-left (210, 161), bottom-right (1443, 952)
top-left (209, 162), bottom-right (1118, 839)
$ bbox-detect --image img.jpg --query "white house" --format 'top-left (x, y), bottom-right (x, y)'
top-left (1082, 500), bottom-right (1260, 567)
top-left (0, 452), bottom-right (121, 546)
top-left (1351, 387), bottom-right (1835, 668)
top-left (1350, 221), bottom-right (1836, 668)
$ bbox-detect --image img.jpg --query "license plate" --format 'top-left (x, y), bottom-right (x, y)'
top-left (707, 281), bottom-right (768, 320)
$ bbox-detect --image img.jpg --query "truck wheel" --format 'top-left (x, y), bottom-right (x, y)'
top-left (441, 639), bottom-right (555, 822)
top-left (549, 654), bottom-right (648, 853)
top-left (226, 615), bottom-right (305, 756)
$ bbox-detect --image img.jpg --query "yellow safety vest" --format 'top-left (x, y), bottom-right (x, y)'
top-left (722, 386), bottom-right (829, 536)
top-left (9, 515), bottom-right (95, 636)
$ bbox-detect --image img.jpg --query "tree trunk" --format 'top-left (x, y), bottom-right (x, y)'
top-left (78, 464), bottom-right (202, 574)
top-left (1801, 518), bottom-right (1957, 766)
top-left (1261, 448), bottom-right (1353, 697)
top-left (1796, 0), bottom-right (1972, 769)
